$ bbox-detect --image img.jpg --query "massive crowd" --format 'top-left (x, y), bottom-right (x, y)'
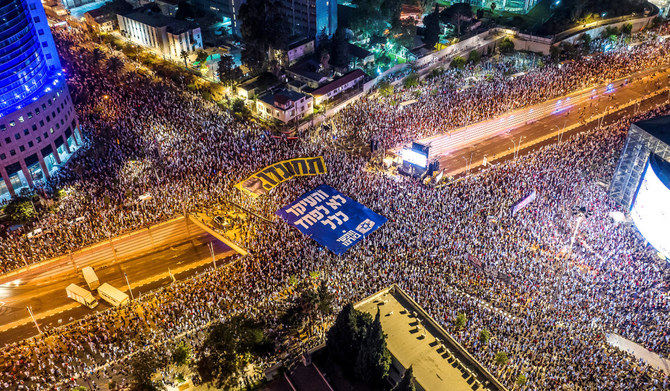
top-left (1, 22), bottom-right (670, 390)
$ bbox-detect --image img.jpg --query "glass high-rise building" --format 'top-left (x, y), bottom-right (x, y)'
top-left (0, 0), bottom-right (81, 200)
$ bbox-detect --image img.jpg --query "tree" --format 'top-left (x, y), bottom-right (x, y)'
top-left (549, 45), bottom-right (562, 62)
top-left (180, 50), bottom-right (189, 68)
top-left (354, 309), bottom-right (391, 385)
top-left (195, 50), bottom-right (209, 64)
top-left (107, 56), bottom-right (124, 74)
top-left (479, 328), bottom-right (491, 344)
top-left (490, 1), bottom-right (497, 12)
top-left (196, 316), bottom-right (273, 389)
top-left (171, 342), bottom-right (191, 366)
top-left (516, 373), bottom-right (528, 386)
top-left (498, 37), bottom-right (515, 55)
top-left (4, 197), bottom-right (36, 224)
top-left (217, 55), bottom-right (241, 86)
top-left (440, 3), bottom-right (472, 37)
top-left (378, 81), bottom-right (394, 96)
top-left (129, 350), bottom-right (164, 391)
top-left (450, 56), bottom-right (466, 69)
top-left (330, 26), bottom-right (351, 68)
top-left (239, 0), bottom-right (287, 73)
top-left (455, 312), bottom-right (467, 329)
top-left (467, 50), bottom-right (481, 64)
top-left (579, 33), bottom-right (592, 51)
top-left (92, 48), bottom-right (104, 64)
top-left (403, 72), bottom-right (419, 88)
top-left (392, 366), bottom-right (416, 391)
top-left (422, 5), bottom-right (440, 49)
top-left (391, 18), bottom-right (417, 49)
top-left (494, 351), bottom-right (509, 366)
top-left (326, 303), bottom-right (372, 372)
top-left (621, 23), bottom-right (633, 35)
top-left (231, 98), bottom-right (250, 118)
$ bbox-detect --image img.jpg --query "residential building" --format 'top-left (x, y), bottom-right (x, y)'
top-left (118, 6), bottom-right (203, 61)
top-left (256, 89), bottom-right (313, 124)
top-left (190, 0), bottom-right (245, 36)
top-left (84, 7), bottom-right (119, 32)
top-left (0, 0), bottom-right (82, 200)
top-left (280, 0), bottom-right (337, 43)
top-left (310, 69), bottom-right (367, 105)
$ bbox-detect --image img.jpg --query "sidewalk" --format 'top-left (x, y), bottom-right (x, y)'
top-left (607, 333), bottom-right (670, 374)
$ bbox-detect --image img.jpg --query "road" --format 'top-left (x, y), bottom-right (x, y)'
top-left (428, 66), bottom-right (670, 176)
top-left (0, 232), bottom-right (235, 343)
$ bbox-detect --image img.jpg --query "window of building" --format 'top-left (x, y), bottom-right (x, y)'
top-left (33, 16), bottom-right (40, 23)
top-left (50, 128), bottom-right (54, 134)
top-left (29, 3), bottom-right (36, 9)
top-left (0, 154), bottom-right (5, 160)
top-left (18, 116), bottom-right (24, 122)
top-left (46, 116), bottom-right (50, 122)
top-left (14, 133), bottom-right (20, 140)
top-left (19, 146), bottom-right (25, 152)
top-left (4, 137), bottom-right (10, 144)
top-left (27, 112), bottom-right (33, 119)
top-left (36, 137), bottom-right (41, 143)
top-left (0, 125), bottom-right (5, 131)
top-left (55, 123), bottom-right (60, 130)
top-left (9, 121), bottom-right (15, 127)
top-left (10, 149), bottom-right (15, 156)
top-left (23, 129), bottom-right (29, 136)
top-left (32, 125), bottom-right (37, 131)
top-left (28, 141), bottom-right (33, 148)
top-left (39, 120), bottom-right (44, 126)
top-left (38, 29), bottom-right (44, 35)
top-left (41, 104), bottom-right (46, 110)
top-left (43, 132), bottom-right (48, 138)
top-left (42, 42), bottom-right (48, 48)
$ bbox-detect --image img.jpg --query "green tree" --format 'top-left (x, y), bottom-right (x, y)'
top-left (4, 198), bottom-right (36, 224)
top-left (92, 47), bottom-right (104, 64)
top-left (498, 37), bottom-right (515, 55)
top-left (129, 350), bottom-right (165, 391)
top-left (516, 373), bottom-right (528, 386)
top-left (195, 50), bottom-right (209, 64)
top-left (378, 80), bottom-right (394, 96)
top-left (330, 26), bottom-right (351, 68)
top-left (467, 50), bottom-right (481, 64)
top-left (171, 342), bottom-right (191, 366)
top-left (392, 366), bottom-right (416, 391)
top-left (479, 328), bottom-right (491, 344)
top-left (621, 23), bottom-right (633, 35)
top-left (490, 1), bottom-right (496, 12)
top-left (422, 5), bottom-right (440, 49)
top-left (196, 315), bottom-right (274, 389)
top-left (217, 55), bottom-right (241, 87)
top-left (450, 56), bottom-right (466, 69)
top-left (326, 303), bottom-right (372, 373)
top-left (579, 33), bottom-right (592, 50)
top-left (440, 3), bottom-right (472, 37)
top-left (239, 0), bottom-right (287, 73)
top-left (494, 351), bottom-right (509, 366)
top-left (455, 312), bottom-right (467, 329)
top-left (354, 309), bottom-right (391, 385)
top-left (549, 45), bottom-right (561, 62)
top-left (403, 72), bottom-right (419, 88)
top-left (231, 98), bottom-right (250, 118)
top-left (180, 50), bottom-right (189, 68)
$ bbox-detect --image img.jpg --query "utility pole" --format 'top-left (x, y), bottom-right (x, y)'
top-left (209, 242), bottom-right (217, 269)
top-left (27, 306), bottom-right (42, 335)
top-left (124, 272), bottom-right (134, 300)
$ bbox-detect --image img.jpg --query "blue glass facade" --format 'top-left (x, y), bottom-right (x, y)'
top-left (0, 0), bottom-right (63, 117)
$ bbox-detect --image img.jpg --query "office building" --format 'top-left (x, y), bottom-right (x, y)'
top-left (0, 0), bottom-right (82, 200)
top-left (190, 0), bottom-right (245, 36)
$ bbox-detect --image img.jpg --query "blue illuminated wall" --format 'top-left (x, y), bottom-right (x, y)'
top-left (0, 0), bottom-right (63, 117)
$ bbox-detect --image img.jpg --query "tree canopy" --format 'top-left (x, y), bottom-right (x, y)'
top-left (392, 366), bottom-right (416, 391)
top-left (238, 0), bottom-right (287, 73)
top-left (423, 5), bottom-right (441, 49)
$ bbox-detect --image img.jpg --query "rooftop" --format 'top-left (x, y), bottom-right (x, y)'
top-left (259, 89), bottom-right (309, 108)
top-left (634, 115), bottom-right (670, 146)
top-left (121, 6), bottom-right (199, 34)
top-left (356, 285), bottom-right (507, 391)
top-left (311, 69), bottom-right (367, 97)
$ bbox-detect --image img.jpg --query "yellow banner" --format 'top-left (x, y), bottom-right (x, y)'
top-left (235, 156), bottom-right (327, 198)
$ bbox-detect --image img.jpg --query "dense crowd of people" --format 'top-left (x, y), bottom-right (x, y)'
top-left (1, 22), bottom-right (670, 390)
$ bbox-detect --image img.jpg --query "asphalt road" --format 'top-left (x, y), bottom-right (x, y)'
top-left (0, 234), bottom-right (234, 343)
top-left (435, 67), bottom-right (670, 176)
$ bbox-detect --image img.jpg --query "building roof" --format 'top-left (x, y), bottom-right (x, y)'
top-left (634, 115), bottom-right (670, 146)
top-left (356, 285), bottom-right (507, 391)
top-left (259, 89), bottom-right (309, 108)
top-left (121, 6), bottom-right (199, 34)
top-left (348, 43), bottom-right (373, 59)
top-left (311, 69), bottom-right (367, 97)
top-left (288, 36), bottom-right (314, 50)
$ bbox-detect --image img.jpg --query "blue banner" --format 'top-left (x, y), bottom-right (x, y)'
top-left (276, 185), bottom-right (387, 255)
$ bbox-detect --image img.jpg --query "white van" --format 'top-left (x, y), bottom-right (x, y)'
top-left (97, 283), bottom-right (129, 307)
top-left (66, 284), bottom-right (99, 309)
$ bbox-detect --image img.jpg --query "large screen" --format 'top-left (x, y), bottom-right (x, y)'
top-left (630, 157), bottom-right (670, 259)
top-left (401, 149), bottom-right (428, 168)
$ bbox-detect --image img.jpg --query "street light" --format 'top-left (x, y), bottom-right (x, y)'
top-left (124, 272), bottom-right (134, 300)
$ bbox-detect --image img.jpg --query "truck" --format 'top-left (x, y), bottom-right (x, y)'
top-left (66, 284), bottom-right (99, 309)
top-left (97, 283), bottom-right (129, 307)
top-left (81, 266), bottom-right (100, 290)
